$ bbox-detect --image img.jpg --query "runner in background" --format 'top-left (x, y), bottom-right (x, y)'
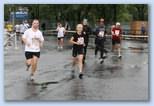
top-left (56, 22), bottom-right (66, 50)
top-left (82, 19), bottom-right (91, 64)
top-left (14, 22), bottom-right (20, 40)
top-left (69, 24), bottom-right (85, 79)
top-left (111, 22), bottom-right (122, 58)
top-left (6, 22), bottom-right (13, 33)
top-left (20, 20), bottom-right (30, 44)
top-left (94, 18), bottom-right (107, 64)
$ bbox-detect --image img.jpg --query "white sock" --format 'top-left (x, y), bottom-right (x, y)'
top-left (118, 48), bottom-right (121, 56)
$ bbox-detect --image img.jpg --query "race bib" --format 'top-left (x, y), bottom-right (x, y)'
top-left (115, 30), bottom-right (120, 36)
top-left (98, 31), bottom-right (105, 37)
top-left (77, 37), bottom-right (84, 45)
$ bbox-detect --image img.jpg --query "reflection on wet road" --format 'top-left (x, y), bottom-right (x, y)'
top-left (4, 36), bottom-right (148, 100)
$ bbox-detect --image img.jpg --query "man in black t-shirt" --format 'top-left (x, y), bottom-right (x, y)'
top-left (94, 18), bottom-right (107, 64)
top-left (82, 19), bottom-right (91, 64)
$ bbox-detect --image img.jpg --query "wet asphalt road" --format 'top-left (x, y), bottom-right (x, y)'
top-left (4, 36), bottom-right (149, 101)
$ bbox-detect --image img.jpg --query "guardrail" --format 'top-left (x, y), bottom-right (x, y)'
top-left (4, 32), bottom-right (18, 49)
top-left (43, 29), bottom-right (148, 39)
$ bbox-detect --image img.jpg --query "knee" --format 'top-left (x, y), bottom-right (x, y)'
top-left (26, 60), bottom-right (31, 65)
top-left (79, 57), bottom-right (83, 62)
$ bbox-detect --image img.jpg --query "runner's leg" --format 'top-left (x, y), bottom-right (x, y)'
top-left (31, 55), bottom-right (39, 77)
top-left (26, 59), bottom-right (31, 71)
top-left (83, 44), bottom-right (87, 63)
top-left (77, 54), bottom-right (84, 79)
top-left (117, 44), bottom-right (121, 57)
top-left (60, 38), bottom-right (64, 49)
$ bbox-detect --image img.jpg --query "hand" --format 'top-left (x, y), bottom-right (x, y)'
top-left (39, 43), bottom-right (43, 48)
top-left (76, 42), bottom-right (81, 45)
top-left (76, 41), bottom-right (83, 45)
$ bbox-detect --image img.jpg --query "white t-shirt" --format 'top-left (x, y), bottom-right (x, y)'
top-left (57, 27), bottom-right (65, 38)
top-left (20, 23), bottom-right (29, 33)
top-left (22, 28), bottom-right (44, 52)
top-left (15, 24), bottom-right (20, 32)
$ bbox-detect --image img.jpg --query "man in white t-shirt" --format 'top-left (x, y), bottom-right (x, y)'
top-left (56, 23), bottom-right (65, 50)
top-left (20, 21), bottom-right (30, 35)
top-left (14, 23), bottom-right (20, 40)
top-left (22, 19), bottom-right (44, 81)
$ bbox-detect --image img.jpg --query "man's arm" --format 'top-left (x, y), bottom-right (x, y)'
top-left (39, 33), bottom-right (44, 48)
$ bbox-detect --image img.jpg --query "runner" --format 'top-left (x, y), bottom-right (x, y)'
top-left (56, 22), bottom-right (66, 50)
top-left (6, 22), bottom-right (13, 33)
top-left (69, 24), bottom-right (84, 79)
top-left (20, 21), bottom-right (30, 44)
top-left (94, 18), bottom-right (107, 64)
top-left (14, 22), bottom-right (20, 40)
top-left (22, 19), bottom-right (44, 81)
top-left (82, 19), bottom-right (91, 64)
top-left (111, 22), bottom-right (122, 58)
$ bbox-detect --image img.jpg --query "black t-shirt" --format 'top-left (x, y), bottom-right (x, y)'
top-left (73, 33), bottom-right (84, 49)
top-left (95, 25), bottom-right (106, 40)
top-left (83, 25), bottom-right (91, 44)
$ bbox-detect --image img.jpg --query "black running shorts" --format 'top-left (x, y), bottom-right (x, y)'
top-left (72, 47), bottom-right (84, 57)
top-left (57, 37), bottom-right (64, 40)
top-left (112, 39), bottom-right (121, 45)
top-left (25, 52), bottom-right (40, 59)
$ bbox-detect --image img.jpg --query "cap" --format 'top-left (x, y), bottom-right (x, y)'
top-left (116, 22), bottom-right (120, 26)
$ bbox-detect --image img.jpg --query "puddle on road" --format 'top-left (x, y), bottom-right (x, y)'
top-left (27, 70), bottom-right (75, 91)
top-left (128, 46), bottom-right (148, 53)
top-left (85, 63), bottom-right (123, 79)
top-left (70, 79), bottom-right (86, 100)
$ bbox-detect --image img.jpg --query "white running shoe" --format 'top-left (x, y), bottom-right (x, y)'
top-left (118, 55), bottom-right (122, 59)
top-left (99, 58), bottom-right (104, 64)
top-left (60, 46), bottom-right (63, 50)
top-left (30, 75), bottom-right (34, 81)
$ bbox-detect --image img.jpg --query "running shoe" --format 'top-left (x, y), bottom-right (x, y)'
top-left (79, 73), bottom-right (83, 79)
top-left (60, 46), bottom-right (63, 50)
top-left (99, 58), bottom-right (104, 64)
top-left (30, 75), bottom-right (34, 81)
top-left (118, 55), bottom-right (122, 59)
top-left (57, 46), bottom-right (60, 50)
top-left (71, 70), bottom-right (75, 78)
top-left (103, 53), bottom-right (107, 59)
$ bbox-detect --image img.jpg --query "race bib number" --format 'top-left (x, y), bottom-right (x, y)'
top-left (115, 30), bottom-right (120, 36)
top-left (77, 37), bottom-right (84, 45)
top-left (98, 31), bottom-right (105, 37)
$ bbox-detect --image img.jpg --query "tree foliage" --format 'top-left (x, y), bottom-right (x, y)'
top-left (4, 4), bottom-right (148, 26)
